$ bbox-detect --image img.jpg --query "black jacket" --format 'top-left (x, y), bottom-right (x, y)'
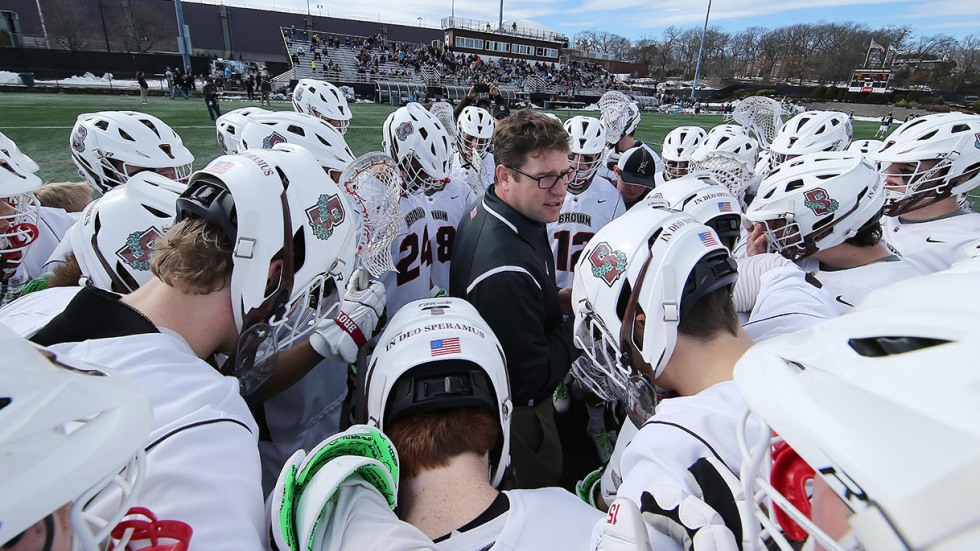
top-left (450, 185), bottom-right (576, 405)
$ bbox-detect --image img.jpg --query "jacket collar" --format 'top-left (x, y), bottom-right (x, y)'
top-left (483, 184), bottom-right (545, 239)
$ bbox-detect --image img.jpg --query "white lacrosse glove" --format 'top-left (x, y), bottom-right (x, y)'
top-left (732, 253), bottom-right (795, 313)
top-left (270, 425), bottom-right (400, 551)
top-left (310, 269), bottom-right (386, 363)
top-left (600, 498), bottom-right (651, 551)
top-left (637, 456), bottom-right (751, 551)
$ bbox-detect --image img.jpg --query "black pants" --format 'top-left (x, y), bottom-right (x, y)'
top-left (510, 398), bottom-right (562, 488)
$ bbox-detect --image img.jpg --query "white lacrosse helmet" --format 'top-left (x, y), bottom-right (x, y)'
top-left (178, 146), bottom-right (357, 364)
top-left (662, 126), bottom-right (708, 179)
top-left (0, 130), bottom-right (39, 173)
top-left (706, 124), bottom-right (750, 141)
top-left (846, 139), bottom-right (883, 159)
top-left (735, 273), bottom-right (980, 551)
top-left (291, 78), bottom-right (352, 134)
top-left (71, 172), bottom-right (185, 293)
top-left (622, 207), bottom-right (737, 387)
top-left (1, 148), bottom-right (42, 278)
top-left (70, 111), bottom-right (194, 194)
top-left (456, 106), bottom-right (495, 168)
top-left (571, 201), bottom-right (680, 405)
top-left (215, 106), bottom-right (270, 154)
top-left (238, 111), bottom-right (355, 182)
top-left (869, 112), bottom-right (980, 216)
top-left (691, 131), bottom-right (759, 169)
top-left (770, 111), bottom-right (852, 169)
top-left (747, 151), bottom-right (884, 261)
top-left (364, 297), bottom-right (513, 487)
top-left (599, 91), bottom-right (641, 145)
top-left (0, 324), bottom-right (152, 550)
top-left (651, 173), bottom-right (743, 251)
top-left (564, 115), bottom-right (606, 192)
top-left (382, 102), bottom-right (452, 193)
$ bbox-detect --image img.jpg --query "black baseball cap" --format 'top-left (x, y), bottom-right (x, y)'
top-left (617, 147), bottom-right (659, 188)
top-left (493, 104), bottom-right (511, 120)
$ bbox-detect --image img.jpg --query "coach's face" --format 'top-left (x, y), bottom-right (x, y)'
top-left (496, 147), bottom-right (570, 224)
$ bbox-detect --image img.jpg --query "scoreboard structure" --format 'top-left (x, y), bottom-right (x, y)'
top-left (848, 69), bottom-right (893, 94)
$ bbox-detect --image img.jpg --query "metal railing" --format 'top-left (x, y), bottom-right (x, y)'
top-left (440, 16), bottom-right (567, 44)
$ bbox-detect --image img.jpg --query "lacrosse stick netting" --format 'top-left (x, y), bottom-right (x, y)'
top-left (598, 91), bottom-right (634, 145)
top-left (733, 96), bottom-right (784, 149)
top-left (339, 152), bottom-right (403, 278)
top-left (429, 101), bottom-right (457, 143)
top-left (690, 151), bottom-right (755, 206)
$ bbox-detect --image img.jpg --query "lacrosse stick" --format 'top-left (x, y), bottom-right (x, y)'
top-left (429, 101), bottom-right (457, 143)
top-left (335, 152), bottom-right (404, 428)
top-left (338, 152), bottom-right (404, 279)
top-left (598, 91), bottom-right (634, 145)
top-left (732, 96), bottom-right (784, 150)
top-left (690, 151), bottom-right (755, 210)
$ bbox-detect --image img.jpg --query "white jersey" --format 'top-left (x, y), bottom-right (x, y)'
top-left (19, 206), bottom-right (78, 279)
top-left (307, 481), bottom-right (601, 551)
top-left (0, 285), bottom-right (82, 336)
top-left (883, 211), bottom-right (980, 273)
top-left (742, 265), bottom-right (838, 342)
top-left (51, 332), bottom-right (267, 550)
top-left (547, 176), bottom-right (626, 288)
top-left (591, 381), bottom-right (764, 551)
top-left (798, 255), bottom-right (927, 315)
top-left (450, 152), bottom-right (495, 194)
top-left (0, 283), bottom-right (340, 501)
top-left (425, 180), bottom-right (475, 293)
top-left (379, 193), bottom-right (436, 317)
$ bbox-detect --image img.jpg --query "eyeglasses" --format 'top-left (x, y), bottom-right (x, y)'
top-left (506, 165), bottom-right (573, 190)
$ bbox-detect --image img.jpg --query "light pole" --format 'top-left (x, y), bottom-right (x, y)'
top-left (691, 0), bottom-right (712, 100)
top-left (34, 0), bottom-right (50, 48)
top-left (417, 17), bottom-right (422, 27)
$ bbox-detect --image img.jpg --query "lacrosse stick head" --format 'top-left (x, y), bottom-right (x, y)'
top-left (599, 91), bottom-right (640, 145)
top-left (429, 102), bottom-right (457, 143)
top-left (339, 152), bottom-right (404, 278)
top-left (733, 96), bottom-right (784, 149)
top-left (689, 151), bottom-right (756, 210)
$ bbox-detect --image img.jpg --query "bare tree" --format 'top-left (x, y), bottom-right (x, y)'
top-left (45, 0), bottom-right (95, 51)
top-left (113, 0), bottom-right (171, 53)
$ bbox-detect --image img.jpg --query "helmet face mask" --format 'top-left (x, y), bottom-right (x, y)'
top-left (870, 113), bottom-right (980, 217)
top-left (456, 106), bottom-right (494, 168)
top-left (662, 126), bottom-right (707, 180)
top-left (564, 116), bottom-right (606, 192)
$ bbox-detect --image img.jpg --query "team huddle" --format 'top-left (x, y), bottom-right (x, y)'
top-left (2, 79), bottom-right (980, 551)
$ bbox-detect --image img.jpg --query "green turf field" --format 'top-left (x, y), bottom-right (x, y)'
top-left (0, 92), bottom-right (887, 185)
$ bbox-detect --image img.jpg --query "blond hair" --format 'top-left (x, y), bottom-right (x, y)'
top-left (34, 182), bottom-right (93, 212)
top-left (150, 218), bottom-right (233, 294)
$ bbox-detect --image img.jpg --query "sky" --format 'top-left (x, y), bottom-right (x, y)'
top-left (214, 0), bottom-right (979, 41)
